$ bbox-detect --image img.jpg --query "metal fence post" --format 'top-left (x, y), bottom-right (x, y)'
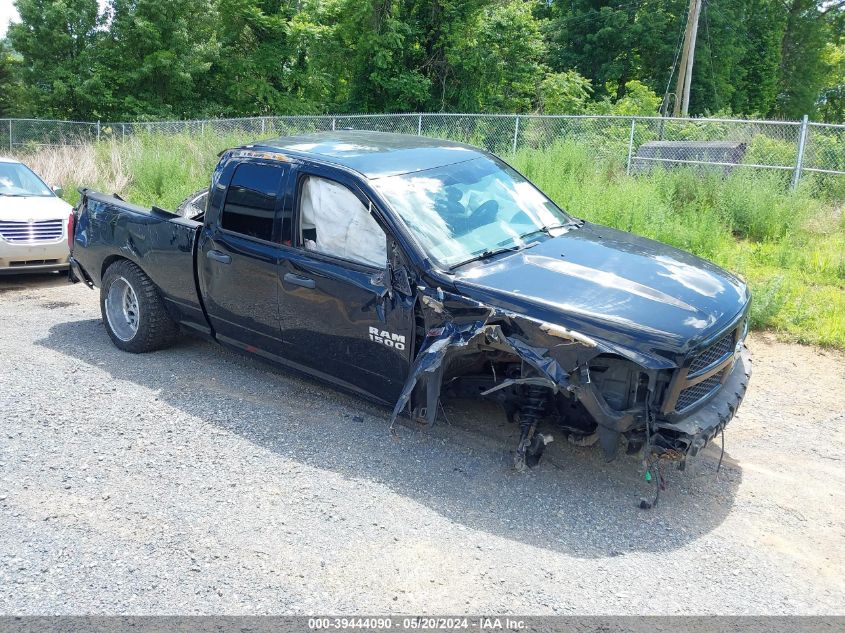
top-left (261, 117), bottom-right (265, 134)
top-left (418, 114), bottom-right (422, 136)
top-left (96, 120), bottom-right (101, 143)
top-left (791, 115), bottom-right (809, 190)
top-left (332, 117), bottom-right (336, 131)
top-left (512, 115), bottom-right (520, 154)
top-left (8, 119), bottom-right (11, 152)
top-left (626, 118), bottom-right (637, 176)
top-left (121, 123), bottom-right (126, 142)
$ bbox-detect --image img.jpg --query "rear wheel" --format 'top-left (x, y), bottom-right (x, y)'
top-left (100, 259), bottom-right (178, 352)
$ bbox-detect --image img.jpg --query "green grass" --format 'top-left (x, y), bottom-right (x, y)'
top-left (23, 132), bottom-right (845, 349)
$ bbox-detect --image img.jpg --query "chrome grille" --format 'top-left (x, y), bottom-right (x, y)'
top-left (0, 219), bottom-right (64, 243)
top-left (675, 369), bottom-right (726, 412)
top-left (688, 330), bottom-right (736, 376)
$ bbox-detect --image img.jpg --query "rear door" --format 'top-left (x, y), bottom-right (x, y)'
top-left (277, 166), bottom-right (414, 403)
top-left (198, 158), bottom-right (289, 353)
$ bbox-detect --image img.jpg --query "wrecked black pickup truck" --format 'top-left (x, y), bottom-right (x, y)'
top-left (69, 131), bottom-right (751, 474)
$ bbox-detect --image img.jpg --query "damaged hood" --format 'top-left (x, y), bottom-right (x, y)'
top-left (451, 222), bottom-right (749, 360)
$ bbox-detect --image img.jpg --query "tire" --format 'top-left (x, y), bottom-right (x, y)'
top-left (176, 188), bottom-right (209, 219)
top-left (100, 259), bottom-right (179, 353)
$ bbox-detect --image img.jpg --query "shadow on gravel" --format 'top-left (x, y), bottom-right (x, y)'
top-left (0, 271), bottom-right (69, 294)
top-left (40, 318), bottom-right (742, 559)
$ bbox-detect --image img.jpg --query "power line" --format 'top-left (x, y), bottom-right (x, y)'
top-left (661, 2), bottom-right (690, 114)
top-left (703, 0), bottom-right (719, 106)
top-left (553, 2), bottom-right (643, 29)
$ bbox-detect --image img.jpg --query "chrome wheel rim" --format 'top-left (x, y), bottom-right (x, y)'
top-left (105, 276), bottom-right (140, 341)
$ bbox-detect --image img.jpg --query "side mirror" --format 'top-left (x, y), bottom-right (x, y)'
top-left (52, 185), bottom-right (64, 198)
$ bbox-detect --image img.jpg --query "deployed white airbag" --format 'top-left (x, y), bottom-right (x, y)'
top-left (300, 176), bottom-right (386, 267)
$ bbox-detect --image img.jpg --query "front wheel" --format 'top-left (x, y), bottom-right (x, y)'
top-left (100, 259), bottom-right (178, 353)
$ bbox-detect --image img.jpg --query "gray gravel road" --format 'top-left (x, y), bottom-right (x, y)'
top-left (1, 274), bottom-right (843, 614)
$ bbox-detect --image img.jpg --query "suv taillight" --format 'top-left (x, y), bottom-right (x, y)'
top-left (67, 212), bottom-right (75, 250)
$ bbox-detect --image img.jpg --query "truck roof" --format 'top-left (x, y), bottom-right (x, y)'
top-left (249, 131), bottom-right (487, 179)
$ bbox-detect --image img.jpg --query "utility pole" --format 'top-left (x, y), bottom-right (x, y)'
top-left (673, 0), bottom-right (703, 117)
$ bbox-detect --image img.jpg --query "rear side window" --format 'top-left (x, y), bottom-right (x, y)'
top-left (220, 163), bottom-right (284, 241)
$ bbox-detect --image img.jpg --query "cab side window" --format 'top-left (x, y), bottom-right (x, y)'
top-left (220, 163), bottom-right (284, 242)
top-left (299, 175), bottom-right (387, 268)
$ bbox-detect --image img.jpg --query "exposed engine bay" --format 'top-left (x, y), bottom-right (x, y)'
top-left (390, 284), bottom-right (751, 505)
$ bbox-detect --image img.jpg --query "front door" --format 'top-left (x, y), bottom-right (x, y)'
top-left (198, 159), bottom-right (289, 354)
top-left (277, 169), bottom-right (413, 404)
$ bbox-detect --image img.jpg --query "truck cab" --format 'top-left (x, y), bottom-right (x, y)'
top-left (196, 145), bottom-right (416, 404)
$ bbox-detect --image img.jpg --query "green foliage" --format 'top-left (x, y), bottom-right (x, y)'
top-left (207, 0), bottom-right (330, 116)
top-left (818, 37), bottom-right (845, 123)
top-left (546, 0), bottom-right (683, 103)
top-left (447, 0), bottom-right (547, 113)
top-left (775, 0), bottom-right (833, 119)
top-left (539, 71), bottom-right (593, 114)
top-left (8, 0), bottom-right (104, 119)
top-left (343, 0), bottom-right (431, 112)
top-left (100, 0), bottom-right (219, 119)
top-left (743, 135), bottom-right (798, 168)
top-left (0, 40), bottom-right (23, 117)
top-left (2, 0), bottom-right (844, 121)
top-left (604, 80), bottom-right (661, 116)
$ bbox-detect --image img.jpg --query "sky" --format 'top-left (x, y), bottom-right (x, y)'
top-left (0, 0), bottom-right (17, 38)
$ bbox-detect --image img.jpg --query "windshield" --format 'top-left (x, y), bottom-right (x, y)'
top-left (0, 162), bottom-right (54, 197)
top-left (373, 156), bottom-right (571, 268)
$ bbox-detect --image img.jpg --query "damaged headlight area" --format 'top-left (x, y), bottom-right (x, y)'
top-left (389, 289), bottom-right (751, 476)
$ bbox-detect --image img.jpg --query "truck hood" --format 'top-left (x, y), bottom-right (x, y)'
top-left (0, 195), bottom-right (72, 222)
top-left (451, 222), bottom-right (749, 360)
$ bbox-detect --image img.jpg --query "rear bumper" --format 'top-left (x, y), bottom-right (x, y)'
top-left (68, 256), bottom-right (94, 286)
top-left (0, 238), bottom-right (69, 274)
top-left (653, 344), bottom-right (752, 456)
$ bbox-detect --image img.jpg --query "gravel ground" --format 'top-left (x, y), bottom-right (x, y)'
top-left (1, 273), bottom-right (843, 615)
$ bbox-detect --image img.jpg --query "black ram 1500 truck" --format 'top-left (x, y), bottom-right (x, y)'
top-left (69, 131), bottom-right (751, 477)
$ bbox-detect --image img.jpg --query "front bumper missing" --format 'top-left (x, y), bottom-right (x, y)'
top-left (393, 286), bottom-right (752, 467)
top-left (652, 345), bottom-right (752, 456)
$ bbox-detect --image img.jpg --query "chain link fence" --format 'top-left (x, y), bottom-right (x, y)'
top-left (2, 113), bottom-right (843, 187)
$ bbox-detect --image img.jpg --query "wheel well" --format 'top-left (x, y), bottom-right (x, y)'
top-left (101, 255), bottom-right (130, 281)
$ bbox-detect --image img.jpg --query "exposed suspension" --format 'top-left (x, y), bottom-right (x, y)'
top-left (513, 384), bottom-right (553, 471)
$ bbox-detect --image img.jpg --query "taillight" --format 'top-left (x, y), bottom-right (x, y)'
top-left (67, 211), bottom-right (75, 250)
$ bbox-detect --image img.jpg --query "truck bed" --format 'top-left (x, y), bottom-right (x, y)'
top-left (71, 190), bottom-right (209, 335)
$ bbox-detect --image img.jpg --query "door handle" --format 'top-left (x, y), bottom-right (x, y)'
top-left (284, 272), bottom-right (316, 289)
top-left (206, 249), bottom-right (231, 264)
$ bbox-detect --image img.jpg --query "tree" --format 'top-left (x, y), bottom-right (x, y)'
top-left (206, 0), bottom-right (329, 117)
top-left (341, 0), bottom-right (430, 112)
top-left (447, 0), bottom-right (547, 113)
top-left (546, 0), bottom-right (685, 103)
top-left (775, 0), bottom-right (831, 118)
top-left (0, 40), bottom-right (23, 117)
top-left (538, 70), bottom-right (593, 114)
top-left (608, 80), bottom-right (661, 115)
top-left (101, 0), bottom-right (218, 119)
top-left (734, 0), bottom-right (785, 115)
top-left (8, 0), bottom-right (104, 119)
top-left (817, 17), bottom-right (845, 122)
top-left (3, 0), bottom-right (843, 121)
